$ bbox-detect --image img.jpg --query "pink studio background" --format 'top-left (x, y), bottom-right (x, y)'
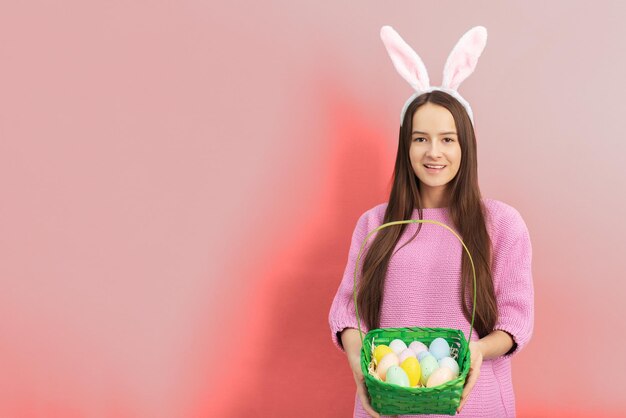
top-left (1, 1), bottom-right (625, 417)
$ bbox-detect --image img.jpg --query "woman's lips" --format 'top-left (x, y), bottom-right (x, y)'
top-left (424, 164), bottom-right (446, 173)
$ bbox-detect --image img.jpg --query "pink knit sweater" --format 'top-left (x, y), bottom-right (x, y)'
top-left (328, 198), bottom-right (534, 417)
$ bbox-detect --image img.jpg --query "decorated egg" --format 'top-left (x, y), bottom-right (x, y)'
top-left (438, 356), bottom-right (460, 377)
top-left (419, 355), bottom-right (439, 386)
top-left (377, 352), bottom-right (400, 381)
top-left (398, 348), bottom-right (417, 363)
top-left (409, 340), bottom-right (428, 356)
top-left (385, 365), bottom-right (410, 387)
top-left (429, 337), bottom-right (451, 360)
top-left (400, 357), bottom-right (421, 387)
top-left (416, 350), bottom-right (431, 362)
top-left (389, 339), bottom-right (408, 354)
top-left (426, 366), bottom-right (456, 388)
top-left (374, 344), bottom-right (394, 364)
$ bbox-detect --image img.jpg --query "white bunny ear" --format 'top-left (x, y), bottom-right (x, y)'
top-left (380, 25), bottom-right (430, 91)
top-left (442, 26), bottom-right (487, 91)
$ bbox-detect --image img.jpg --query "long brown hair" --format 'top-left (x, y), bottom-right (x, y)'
top-left (357, 90), bottom-right (497, 338)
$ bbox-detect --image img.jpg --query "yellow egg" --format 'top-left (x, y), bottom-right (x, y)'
top-left (400, 357), bottom-right (421, 387)
top-left (374, 345), bottom-right (394, 364)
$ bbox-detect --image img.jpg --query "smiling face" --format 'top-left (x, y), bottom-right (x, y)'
top-left (409, 102), bottom-right (462, 208)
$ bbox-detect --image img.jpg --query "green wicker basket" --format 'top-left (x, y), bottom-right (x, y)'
top-left (353, 219), bottom-right (477, 415)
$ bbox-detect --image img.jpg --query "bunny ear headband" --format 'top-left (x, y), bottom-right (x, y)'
top-left (380, 25), bottom-right (488, 127)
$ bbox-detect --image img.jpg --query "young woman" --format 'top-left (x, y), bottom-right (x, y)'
top-left (329, 25), bottom-right (533, 417)
top-left (328, 87), bottom-right (534, 417)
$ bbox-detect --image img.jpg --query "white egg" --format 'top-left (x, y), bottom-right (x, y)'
top-left (389, 339), bottom-right (408, 354)
top-left (438, 356), bottom-right (460, 377)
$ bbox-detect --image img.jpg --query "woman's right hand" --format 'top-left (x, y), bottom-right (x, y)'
top-left (348, 352), bottom-right (380, 418)
top-left (341, 328), bottom-right (380, 417)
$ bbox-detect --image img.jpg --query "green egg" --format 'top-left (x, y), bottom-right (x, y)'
top-left (385, 365), bottom-right (410, 387)
top-left (420, 355), bottom-right (439, 386)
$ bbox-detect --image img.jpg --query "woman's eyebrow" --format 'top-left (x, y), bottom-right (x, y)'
top-left (411, 130), bottom-right (458, 135)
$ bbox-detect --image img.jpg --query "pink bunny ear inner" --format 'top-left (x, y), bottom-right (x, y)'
top-left (380, 25), bottom-right (430, 91)
top-left (442, 26), bottom-right (487, 91)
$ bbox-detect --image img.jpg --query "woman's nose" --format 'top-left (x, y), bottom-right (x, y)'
top-left (426, 143), bottom-right (442, 158)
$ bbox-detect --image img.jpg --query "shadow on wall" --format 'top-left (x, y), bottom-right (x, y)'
top-left (228, 79), bottom-right (393, 416)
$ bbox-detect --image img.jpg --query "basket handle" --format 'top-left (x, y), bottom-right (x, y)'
top-left (352, 219), bottom-right (477, 345)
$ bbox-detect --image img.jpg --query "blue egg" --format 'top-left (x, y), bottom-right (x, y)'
top-left (428, 337), bottom-right (451, 360)
top-left (416, 350), bottom-right (431, 362)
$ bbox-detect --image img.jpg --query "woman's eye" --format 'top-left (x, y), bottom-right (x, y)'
top-left (443, 137), bottom-right (454, 143)
top-left (413, 137), bottom-right (426, 142)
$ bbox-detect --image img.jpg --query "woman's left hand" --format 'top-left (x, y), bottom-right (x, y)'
top-left (457, 340), bottom-right (483, 414)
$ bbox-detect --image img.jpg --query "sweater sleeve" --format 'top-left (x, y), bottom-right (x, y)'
top-left (491, 209), bottom-right (534, 359)
top-left (328, 211), bottom-right (372, 352)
